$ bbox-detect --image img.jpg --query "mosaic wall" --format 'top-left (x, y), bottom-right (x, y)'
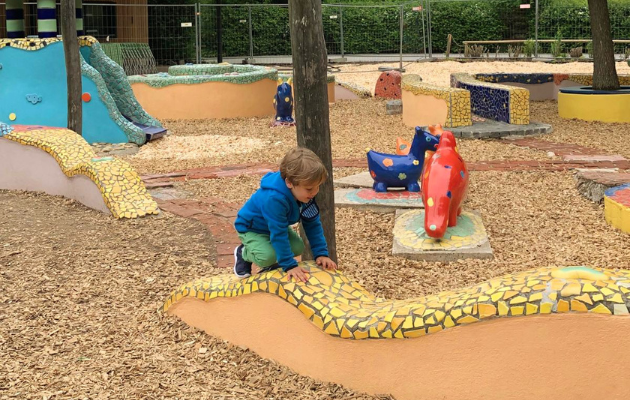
top-left (128, 64), bottom-right (278, 88)
top-left (335, 81), bottom-right (372, 98)
top-left (82, 39), bottom-right (163, 133)
top-left (474, 73), bottom-right (555, 84)
top-left (565, 74), bottom-right (630, 86)
top-left (604, 183), bottom-right (630, 234)
top-left (451, 73), bottom-right (529, 125)
top-left (402, 75), bottom-right (472, 128)
top-left (164, 263), bottom-right (630, 340)
top-left (2, 126), bottom-right (159, 219)
top-left (473, 73), bottom-right (630, 87)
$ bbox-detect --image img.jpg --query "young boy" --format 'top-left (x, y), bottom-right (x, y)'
top-left (233, 147), bottom-right (337, 282)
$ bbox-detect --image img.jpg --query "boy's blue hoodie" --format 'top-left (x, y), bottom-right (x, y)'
top-left (234, 171), bottom-right (329, 271)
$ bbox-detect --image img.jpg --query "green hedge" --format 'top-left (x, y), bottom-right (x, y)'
top-left (147, 0), bottom-right (630, 61)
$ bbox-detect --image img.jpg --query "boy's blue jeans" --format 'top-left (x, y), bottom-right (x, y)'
top-left (238, 228), bottom-right (304, 268)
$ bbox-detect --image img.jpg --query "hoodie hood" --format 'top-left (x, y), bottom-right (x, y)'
top-left (260, 171), bottom-right (295, 202)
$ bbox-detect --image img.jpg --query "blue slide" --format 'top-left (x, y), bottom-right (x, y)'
top-left (0, 37), bottom-right (165, 144)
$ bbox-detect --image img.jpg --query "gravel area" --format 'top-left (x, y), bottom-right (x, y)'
top-left (125, 60), bottom-right (630, 176)
top-left (530, 101), bottom-right (630, 159)
top-left (0, 190), bottom-right (391, 400)
top-left (127, 98), bottom-right (550, 175)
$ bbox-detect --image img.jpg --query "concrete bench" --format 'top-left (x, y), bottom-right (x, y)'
top-left (451, 73), bottom-right (529, 125)
top-left (401, 74), bottom-right (472, 128)
top-left (473, 73), bottom-right (630, 101)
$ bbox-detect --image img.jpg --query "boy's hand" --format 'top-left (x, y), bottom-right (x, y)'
top-left (286, 266), bottom-right (310, 283)
top-left (316, 256), bottom-right (338, 271)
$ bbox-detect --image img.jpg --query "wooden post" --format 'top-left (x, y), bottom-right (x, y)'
top-left (61, 0), bottom-right (82, 135)
top-left (288, 0), bottom-right (337, 263)
top-left (445, 34), bottom-right (452, 58)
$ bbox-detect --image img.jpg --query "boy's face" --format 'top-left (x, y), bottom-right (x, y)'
top-left (286, 179), bottom-right (321, 203)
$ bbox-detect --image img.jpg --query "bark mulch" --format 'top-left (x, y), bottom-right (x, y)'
top-left (0, 190), bottom-right (391, 400)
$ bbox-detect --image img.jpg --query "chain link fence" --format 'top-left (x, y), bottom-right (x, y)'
top-left (1, 1), bottom-right (629, 70)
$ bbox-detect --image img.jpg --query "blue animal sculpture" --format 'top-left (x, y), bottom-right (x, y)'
top-left (367, 126), bottom-right (440, 192)
top-left (271, 78), bottom-right (295, 127)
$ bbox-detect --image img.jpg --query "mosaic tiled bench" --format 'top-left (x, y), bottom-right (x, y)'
top-left (0, 124), bottom-right (159, 219)
top-left (401, 74), bottom-right (472, 128)
top-left (128, 64), bottom-right (279, 119)
top-left (451, 73), bottom-right (529, 124)
top-left (165, 263), bottom-right (630, 400)
top-left (473, 73), bottom-right (630, 101)
top-left (604, 183), bottom-right (630, 234)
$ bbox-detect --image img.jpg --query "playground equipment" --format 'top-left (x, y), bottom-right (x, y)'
top-left (164, 263), bottom-right (630, 400)
top-left (1, 2), bottom-right (164, 144)
top-left (0, 37), bottom-right (165, 144)
top-left (270, 79), bottom-right (296, 127)
top-left (366, 126), bottom-right (439, 192)
top-left (374, 70), bottom-right (402, 99)
top-left (128, 64), bottom-right (279, 120)
top-left (421, 130), bottom-right (469, 239)
top-left (0, 122), bottom-right (159, 218)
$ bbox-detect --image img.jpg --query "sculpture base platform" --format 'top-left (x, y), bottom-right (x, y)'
top-left (336, 171), bottom-right (421, 191)
top-left (392, 209), bottom-right (493, 261)
top-left (335, 171), bottom-right (376, 189)
top-left (335, 188), bottom-right (424, 213)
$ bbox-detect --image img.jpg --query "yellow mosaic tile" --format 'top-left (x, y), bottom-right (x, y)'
top-left (3, 127), bottom-right (159, 219)
top-left (401, 75), bottom-right (472, 128)
top-left (164, 263), bottom-right (630, 340)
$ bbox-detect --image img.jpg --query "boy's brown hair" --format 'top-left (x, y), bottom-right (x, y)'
top-left (280, 147), bottom-right (328, 186)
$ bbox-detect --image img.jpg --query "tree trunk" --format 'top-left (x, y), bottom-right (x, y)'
top-left (61, 0), bottom-right (82, 135)
top-left (588, 0), bottom-right (619, 90)
top-left (288, 0), bottom-right (337, 264)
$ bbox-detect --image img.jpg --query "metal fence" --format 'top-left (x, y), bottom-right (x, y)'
top-left (1, 1), bottom-right (629, 69)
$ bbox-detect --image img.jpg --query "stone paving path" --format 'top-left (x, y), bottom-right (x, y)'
top-left (156, 196), bottom-right (242, 269)
top-left (145, 138), bottom-right (630, 269)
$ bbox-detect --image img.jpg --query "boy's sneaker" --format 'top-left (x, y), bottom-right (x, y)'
top-left (233, 245), bottom-right (252, 278)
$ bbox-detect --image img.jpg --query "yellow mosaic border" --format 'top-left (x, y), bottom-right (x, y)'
top-left (604, 194), bottom-right (630, 234)
top-left (393, 210), bottom-right (488, 250)
top-left (3, 127), bottom-right (159, 219)
top-left (0, 36), bottom-right (97, 51)
top-left (401, 75), bottom-right (472, 128)
top-left (164, 263), bottom-right (630, 340)
top-left (568, 74), bottom-right (630, 86)
top-left (335, 80), bottom-right (372, 99)
top-left (451, 73), bottom-right (530, 125)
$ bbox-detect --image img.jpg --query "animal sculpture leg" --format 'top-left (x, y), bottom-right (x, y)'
top-left (373, 181), bottom-right (388, 192)
top-left (406, 181), bottom-right (420, 192)
top-left (448, 206), bottom-right (459, 227)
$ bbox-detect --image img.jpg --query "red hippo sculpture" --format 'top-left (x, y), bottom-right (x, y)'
top-left (421, 130), bottom-right (469, 239)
